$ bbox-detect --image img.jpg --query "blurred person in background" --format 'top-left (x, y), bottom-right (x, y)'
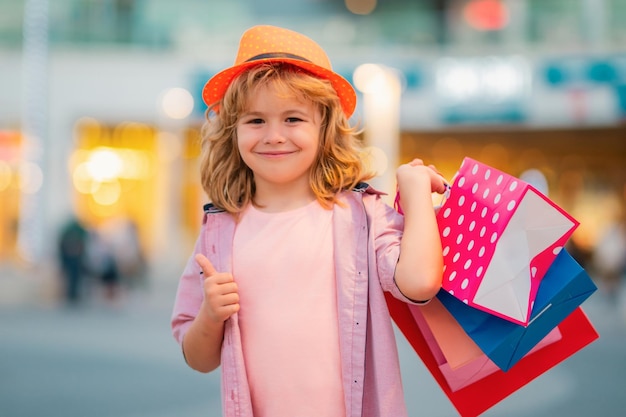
top-left (84, 216), bottom-right (147, 305)
top-left (85, 224), bottom-right (121, 304)
top-left (101, 217), bottom-right (147, 290)
top-left (57, 216), bottom-right (89, 305)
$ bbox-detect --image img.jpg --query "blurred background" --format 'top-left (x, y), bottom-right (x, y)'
top-left (1, 1), bottom-right (625, 416)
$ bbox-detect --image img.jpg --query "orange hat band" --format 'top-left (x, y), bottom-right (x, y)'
top-left (245, 52), bottom-right (312, 63)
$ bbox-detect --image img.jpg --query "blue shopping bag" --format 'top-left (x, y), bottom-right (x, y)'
top-left (437, 249), bottom-right (597, 371)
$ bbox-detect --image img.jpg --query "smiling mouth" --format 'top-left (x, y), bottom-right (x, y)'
top-left (257, 151), bottom-right (297, 157)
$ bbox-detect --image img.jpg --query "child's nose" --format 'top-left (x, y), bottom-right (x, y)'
top-left (263, 124), bottom-right (287, 144)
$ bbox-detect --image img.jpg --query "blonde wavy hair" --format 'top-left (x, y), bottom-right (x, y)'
top-left (199, 63), bottom-right (374, 214)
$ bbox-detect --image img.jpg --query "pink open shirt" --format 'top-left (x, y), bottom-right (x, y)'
top-left (171, 185), bottom-right (425, 417)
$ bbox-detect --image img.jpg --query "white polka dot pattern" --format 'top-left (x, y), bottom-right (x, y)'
top-left (436, 157), bottom-right (579, 324)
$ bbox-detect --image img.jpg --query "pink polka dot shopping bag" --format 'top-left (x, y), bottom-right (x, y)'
top-left (436, 157), bottom-right (579, 326)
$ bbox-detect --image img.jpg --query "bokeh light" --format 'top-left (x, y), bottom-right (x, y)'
top-left (85, 148), bottom-right (123, 182)
top-left (463, 0), bottom-right (509, 31)
top-left (160, 87), bottom-right (195, 120)
top-left (345, 0), bottom-right (377, 15)
top-left (354, 64), bottom-right (391, 95)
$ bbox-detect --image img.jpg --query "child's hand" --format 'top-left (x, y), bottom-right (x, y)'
top-left (195, 254), bottom-right (240, 324)
top-left (396, 158), bottom-right (447, 195)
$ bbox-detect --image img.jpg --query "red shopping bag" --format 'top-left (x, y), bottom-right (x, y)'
top-left (436, 157), bottom-right (578, 325)
top-left (386, 292), bottom-right (599, 417)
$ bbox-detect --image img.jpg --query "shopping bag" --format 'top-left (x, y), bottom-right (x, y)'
top-left (438, 248), bottom-right (597, 371)
top-left (410, 297), bottom-right (562, 392)
top-left (437, 157), bottom-right (579, 325)
top-left (412, 297), bottom-right (484, 369)
top-left (386, 291), bottom-right (599, 417)
top-left (437, 328), bottom-right (561, 393)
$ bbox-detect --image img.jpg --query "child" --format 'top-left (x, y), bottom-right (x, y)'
top-left (171, 25), bottom-right (447, 417)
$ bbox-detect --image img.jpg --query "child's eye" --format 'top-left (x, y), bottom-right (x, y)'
top-left (246, 118), bottom-right (264, 124)
top-left (286, 117), bottom-right (302, 123)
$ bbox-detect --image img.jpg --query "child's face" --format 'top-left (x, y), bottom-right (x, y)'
top-left (236, 83), bottom-right (322, 194)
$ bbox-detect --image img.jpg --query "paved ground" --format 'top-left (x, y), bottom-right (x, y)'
top-left (1, 272), bottom-right (625, 417)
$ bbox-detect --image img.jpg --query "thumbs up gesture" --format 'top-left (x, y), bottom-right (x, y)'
top-left (195, 254), bottom-right (240, 323)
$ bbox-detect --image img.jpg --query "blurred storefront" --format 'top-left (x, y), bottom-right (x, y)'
top-left (69, 120), bottom-right (159, 250)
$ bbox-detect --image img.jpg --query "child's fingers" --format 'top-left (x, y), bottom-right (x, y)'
top-left (195, 253), bottom-right (218, 277)
top-left (434, 178), bottom-right (448, 194)
top-left (424, 164), bottom-right (448, 194)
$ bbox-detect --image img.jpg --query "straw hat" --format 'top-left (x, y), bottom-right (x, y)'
top-left (202, 25), bottom-right (357, 117)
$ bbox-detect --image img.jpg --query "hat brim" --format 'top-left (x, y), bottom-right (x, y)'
top-left (202, 58), bottom-right (357, 117)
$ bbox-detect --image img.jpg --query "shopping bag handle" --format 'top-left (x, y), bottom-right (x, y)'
top-left (438, 182), bottom-right (452, 207)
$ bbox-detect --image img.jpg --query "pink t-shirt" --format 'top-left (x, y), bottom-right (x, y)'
top-left (233, 201), bottom-right (346, 417)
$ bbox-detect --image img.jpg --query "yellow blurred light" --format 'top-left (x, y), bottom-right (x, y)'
top-left (86, 148), bottom-right (123, 181)
top-left (71, 147), bottom-right (152, 193)
top-left (88, 196), bottom-right (118, 218)
top-left (68, 149), bottom-right (89, 172)
top-left (0, 161), bottom-right (12, 191)
top-left (72, 162), bottom-right (92, 194)
top-left (91, 180), bottom-right (121, 206)
top-left (121, 149), bottom-right (152, 179)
